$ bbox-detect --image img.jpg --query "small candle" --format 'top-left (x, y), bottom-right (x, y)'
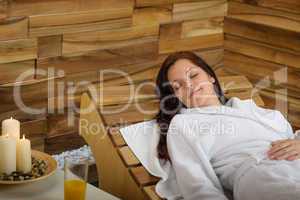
top-left (2, 117), bottom-right (20, 140)
top-left (17, 135), bottom-right (32, 173)
top-left (0, 135), bottom-right (16, 175)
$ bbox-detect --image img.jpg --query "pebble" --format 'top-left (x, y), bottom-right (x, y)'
top-left (0, 157), bottom-right (48, 182)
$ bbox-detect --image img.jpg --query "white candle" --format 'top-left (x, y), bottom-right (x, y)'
top-left (2, 117), bottom-right (20, 140)
top-left (17, 135), bottom-right (32, 173)
top-left (0, 135), bottom-right (16, 175)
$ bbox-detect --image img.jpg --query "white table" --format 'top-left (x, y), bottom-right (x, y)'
top-left (0, 170), bottom-right (120, 200)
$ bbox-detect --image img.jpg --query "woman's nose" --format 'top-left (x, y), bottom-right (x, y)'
top-left (186, 82), bottom-right (194, 96)
top-left (186, 81), bottom-right (193, 90)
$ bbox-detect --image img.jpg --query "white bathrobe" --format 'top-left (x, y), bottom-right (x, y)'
top-left (120, 97), bottom-right (300, 200)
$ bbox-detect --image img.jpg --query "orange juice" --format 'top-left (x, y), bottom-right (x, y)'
top-left (64, 179), bottom-right (87, 200)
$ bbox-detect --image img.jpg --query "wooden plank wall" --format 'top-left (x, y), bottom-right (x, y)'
top-left (0, 0), bottom-right (227, 154)
top-left (223, 0), bottom-right (300, 130)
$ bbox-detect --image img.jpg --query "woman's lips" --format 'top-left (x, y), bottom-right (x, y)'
top-left (190, 88), bottom-right (202, 97)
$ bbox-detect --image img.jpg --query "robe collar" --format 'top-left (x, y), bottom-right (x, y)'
top-left (179, 97), bottom-right (289, 134)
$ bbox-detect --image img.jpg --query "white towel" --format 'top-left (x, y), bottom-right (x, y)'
top-left (120, 119), bottom-right (183, 199)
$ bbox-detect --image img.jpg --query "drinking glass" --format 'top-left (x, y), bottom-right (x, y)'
top-left (64, 157), bottom-right (89, 200)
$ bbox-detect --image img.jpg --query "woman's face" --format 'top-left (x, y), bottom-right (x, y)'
top-left (167, 58), bottom-right (221, 108)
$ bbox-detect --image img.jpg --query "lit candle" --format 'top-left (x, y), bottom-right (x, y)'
top-left (2, 117), bottom-right (20, 140)
top-left (0, 135), bottom-right (16, 175)
top-left (17, 135), bottom-right (32, 173)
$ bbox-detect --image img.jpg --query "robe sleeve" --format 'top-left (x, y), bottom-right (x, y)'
top-left (167, 115), bottom-right (228, 200)
top-left (275, 110), bottom-right (296, 139)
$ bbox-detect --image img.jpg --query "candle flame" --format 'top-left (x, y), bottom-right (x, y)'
top-left (22, 134), bottom-right (25, 139)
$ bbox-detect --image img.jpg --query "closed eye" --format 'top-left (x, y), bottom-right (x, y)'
top-left (190, 73), bottom-right (198, 78)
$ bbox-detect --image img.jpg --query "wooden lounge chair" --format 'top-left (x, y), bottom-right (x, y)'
top-left (79, 75), bottom-right (264, 200)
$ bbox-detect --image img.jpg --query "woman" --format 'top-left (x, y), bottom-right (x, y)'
top-left (155, 51), bottom-right (300, 200)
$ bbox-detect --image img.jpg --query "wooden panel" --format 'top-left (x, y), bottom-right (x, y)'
top-left (47, 112), bottom-right (79, 138)
top-left (38, 41), bottom-right (159, 83)
top-left (258, 88), bottom-right (300, 128)
top-left (224, 34), bottom-right (300, 68)
top-left (38, 35), bottom-right (62, 58)
top-left (223, 51), bottom-right (300, 98)
top-left (229, 1), bottom-right (300, 22)
top-left (102, 100), bottom-right (159, 126)
top-left (45, 132), bottom-right (86, 155)
top-left (225, 90), bottom-right (264, 106)
top-left (30, 17), bottom-right (132, 38)
top-left (133, 7), bottom-right (172, 25)
top-left (21, 119), bottom-right (47, 151)
top-left (8, 0), bottom-right (131, 16)
top-left (135, 0), bottom-right (206, 8)
top-left (95, 83), bottom-right (157, 106)
top-left (0, 103), bottom-right (47, 122)
top-left (173, 0), bottom-right (227, 22)
top-left (7, 0), bottom-right (134, 37)
top-left (224, 17), bottom-right (300, 53)
top-left (29, 6), bottom-right (133, 29)
top-left (0, 16), bottom-right (28, 41)
top-left (256, 85), bottom-right (299, 112)
top-left (135, 0), bottom-right (174, 7)
top-left (231, 0), bottom-right (300, 15)
top-left (181, 17), bottom-right (224, 38)
top-left (0, 39), bottom-right (37, 64)
top-left (215, 66), bottom-right (236, 77)
top-left (62, 8), bottom-right (167, 55)
top-left (0, 60), bottom-right (35, 85)
top-left (219, 75), bottom-right (252, 92)
top-left (195, 48), bottom-right (224, 70)
top-left (0, 75), bottom-right (64, 104)
top-left (160, 26), bottom-right (223, 54)
top-left (227, 4), bottom-right (300, 33)
top-left (0, 1), bottom-right (7, 19)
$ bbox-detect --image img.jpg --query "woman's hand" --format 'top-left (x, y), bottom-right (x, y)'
top-left (267, 139), bottom-right (300, 161)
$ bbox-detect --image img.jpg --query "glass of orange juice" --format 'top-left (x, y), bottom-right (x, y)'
top-left (64, 157), bottom-right (89, 200)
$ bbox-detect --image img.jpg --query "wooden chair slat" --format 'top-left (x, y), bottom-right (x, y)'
top-left (109, 128), bottom-right (127, 147)
top-left (118, 146), bottom-right (141, 167)
top-left (143, 186), bottom-right (162, 200)
top-left (130, 166), bottom-right (160, 186)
